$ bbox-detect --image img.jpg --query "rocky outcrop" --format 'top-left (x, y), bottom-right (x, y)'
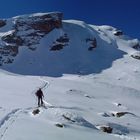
top-left (50, 43), bottom-right (65, 51)
top-left (55, 123), bottom-right (64, 128)
top-left (111, 111), bottom-right (135, 117)
top-left (132, 43), bottom-right (140, 50)
top-left (50, 34), bottom-right (69, 51)
top-left (0, 12), bottom-right (63, 65)
top-left (131, 52), bottom-right (140, 60)
top-left (111, 112), bottom-right (128, 117)
top-left (15, 12), bottom-right (63, 47)
top-left (0, 19), bottom-right (6, 28)
top-left (32, 109), bottom-right (40, 115)
top-left (86, 38), bottom-right (97, 51)
top-left (2, 31), bottom-right (23, 46)
top-left (29, 13), bottom-right (62, 32)
top-left (114, 30), bottom-right (123, 36)
top-left (100, 126), bottom-right (113, 133)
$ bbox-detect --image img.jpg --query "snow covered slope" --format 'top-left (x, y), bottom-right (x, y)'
top-left (0, 12), bottom-right (140, 140)
top-left (0, 12), bottom-right (139, 76)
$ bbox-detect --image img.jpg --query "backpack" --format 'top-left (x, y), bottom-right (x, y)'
top-left (35, 89), bottom-right (43, 97)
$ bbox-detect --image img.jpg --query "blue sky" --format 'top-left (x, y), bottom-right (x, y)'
top-left (0, 0), bottom-right (140, 38)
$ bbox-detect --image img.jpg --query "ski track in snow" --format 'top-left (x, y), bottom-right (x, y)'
top-left (0, 109), bottom-right (21, 140)
top-left (0, 77), bottom-right (50, 140)
top-left (0, 77), bottom-right (139, 140)
top-left (38, 78), bottom-right (140, 140)
top-left (114, 134), bottom-right (140, 140)
top-left (39, 77), bottom-right (50, 90)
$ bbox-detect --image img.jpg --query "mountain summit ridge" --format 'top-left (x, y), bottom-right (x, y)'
top-left (0, 12), bottom-right (139, 76)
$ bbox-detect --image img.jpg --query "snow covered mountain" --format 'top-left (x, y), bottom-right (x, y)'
top-left (0, 12), bottom-right (140, 140)
top-left (0, 12), bottom-right (139, 76)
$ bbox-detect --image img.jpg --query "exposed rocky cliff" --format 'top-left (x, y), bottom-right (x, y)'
top-left (0, 12), bottom-right (63, 65)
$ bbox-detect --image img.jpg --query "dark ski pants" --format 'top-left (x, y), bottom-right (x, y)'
top-left (38, 97), bottom-right (44, 106)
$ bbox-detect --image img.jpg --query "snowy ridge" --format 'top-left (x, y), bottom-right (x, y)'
top-left (0, 12), bottom-right (139, 76)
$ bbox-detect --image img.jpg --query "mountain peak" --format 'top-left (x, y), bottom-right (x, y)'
top-left (0, 12), bottom-right (139, 76)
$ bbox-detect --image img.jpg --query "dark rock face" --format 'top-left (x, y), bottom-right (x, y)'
top-left (2, 31), bottom-right (23, 46)
top-left (131, 53), bottom-right (140, 60)
top-left (32, 109), bottom-right (40, 115)
top-left (86, 38), bottom-right (97, 51)
top-left (55, 123), bottom-right (64, 128)
top-left (56, 34), bottom-right (69, 43)
top-left (0, 45), bottom-right (18, 56)
top-left (50, 44), bottom-right (64, 51)
top-left (15, 12), bottom-right (63, 47)
top-left (100, 126), bottom-right (113, 133)
top-left (30, 14), bottom-right (62, 32)
top-left (50, 34), bottom-right (69, 51)
top-left (114, 30), bottom-right (123, 36)
top-left (111, 111), bottom-right (135, 117)
top-left (0, 12), bottom-right (63, 65)
top-left (132, 43), bottom-right (140, 50)
top-left (0, 19), bottom-right (6, 28)
top-left (115, 112), bottom-right (128, 117)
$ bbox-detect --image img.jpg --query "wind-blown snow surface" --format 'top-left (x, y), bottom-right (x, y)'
top-left (0, 14), bottom-right (140, 140)
top-left (0, 65), bottom-right (140, 140)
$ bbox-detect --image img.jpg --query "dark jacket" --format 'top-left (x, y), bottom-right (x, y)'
top-left (36, 89), bottom-right (44, 98)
